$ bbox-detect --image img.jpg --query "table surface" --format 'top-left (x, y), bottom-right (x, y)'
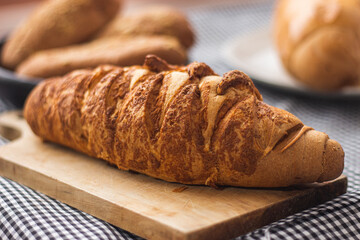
top-left (1, 0), bottom-right (360, 239)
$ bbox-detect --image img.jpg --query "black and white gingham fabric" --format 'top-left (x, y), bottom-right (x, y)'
top-left (242, 192), bottom-right (360, 239)
top-left (0, 177), bottom-right (141, 240)
top-left (1, 0), bottom-right (360, 239)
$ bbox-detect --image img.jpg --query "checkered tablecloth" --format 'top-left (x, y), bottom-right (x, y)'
top-left (1, 0), bottom-right (360, 239)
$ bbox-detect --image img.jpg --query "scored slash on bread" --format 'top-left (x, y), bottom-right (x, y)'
top-left (24, 55), bottom-right (344, 187)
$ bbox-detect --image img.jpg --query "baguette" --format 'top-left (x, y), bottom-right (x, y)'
top-left (1, 0), bottom-right (121, 69)
top-left (96, 6), bottom-right (195, 49)
top-left (16, 36), bottom-right (186, 79)
top-left (24, 55), bottom-right (344, 187)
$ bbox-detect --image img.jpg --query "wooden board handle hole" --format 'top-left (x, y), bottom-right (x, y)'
top-left (0, 124), bottom-right (21, 142)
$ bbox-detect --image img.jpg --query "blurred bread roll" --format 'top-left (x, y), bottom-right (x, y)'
top-left (1, 0), bottom-right (121, 70)
top-left (96, 6), bottom-right (195, 49)
top-left (274, 0), bottom-right (360, 91)
top-left (16, 35), bottom-right (187, 78)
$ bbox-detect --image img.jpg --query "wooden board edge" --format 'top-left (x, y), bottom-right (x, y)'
top-left (0, 153), bottom-right (347, 240)
top-left (183, 175), bottom-right (347, 240)
top-left (0, 156), bottom-right (189, 240)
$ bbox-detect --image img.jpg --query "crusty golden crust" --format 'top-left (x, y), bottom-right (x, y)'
top-left (24, 55), bottom-right (344, 187)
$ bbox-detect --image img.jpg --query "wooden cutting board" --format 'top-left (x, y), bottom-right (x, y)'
top-left (0, 111), bottom-right (347, 240)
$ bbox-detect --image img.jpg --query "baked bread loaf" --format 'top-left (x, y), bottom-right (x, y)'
top-left (96, 6), bottom-right (195, 49)
top-left (24, 55), bottom-right (344, 187)
top-left (1, 0), bottom-right (121, 70)
top-left (16, 35), bottom-right (186, 79)
top-left (274, 0), bottom-right (360, 91)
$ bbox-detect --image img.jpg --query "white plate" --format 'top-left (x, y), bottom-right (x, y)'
top-left (222, 29), bottom-right (360, 98)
